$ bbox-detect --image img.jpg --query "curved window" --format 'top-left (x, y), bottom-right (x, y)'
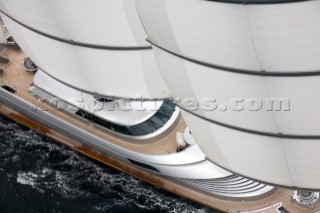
top-left (1, 85), bottom-right (16, 93)
top-left (75, 100), bottom-right (176, 136)
top-left (127, 159), bottom-right (160, 172)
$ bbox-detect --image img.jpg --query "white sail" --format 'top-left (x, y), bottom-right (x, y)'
top-left (0, 0), bottom-right (170, 99)
top-left (136, 0), bottom-right (320, 72)
top-left (34, 70), bottom-right (163, 126)
top-left (152, 45), bottom-right (320, 135)
top-left (135, 0), bottom-right (320, 189)
top-left (181, 110), bottom-right (320, 189)
top-left (0, 0), bottom-right (148, 47)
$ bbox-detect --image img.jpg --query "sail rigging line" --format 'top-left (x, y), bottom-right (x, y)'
top-left (148, 40), bottom-right (320, 77)
top-left (0, 10), bottom-right (152, 51)
top-left (29, 64), bottom-right (171, 101)
top-left (177, 104), bottom-right (320, 140)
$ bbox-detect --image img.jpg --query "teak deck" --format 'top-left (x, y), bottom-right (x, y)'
top-left (0, 48), bottom-right (186, 155)
top-left (0, 47), bottom-right (319, 213)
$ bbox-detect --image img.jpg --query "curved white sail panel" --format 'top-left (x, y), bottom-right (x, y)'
top-left (136, 0), bottom-right (320, 189)
top-left (135, 0), bottom-right (320, 72)
top-left (181, 111), bottom-right (320, 189)
top-left (153, 45), bottom-right (320, 136)
top-left (34, 70), bottom-right (162, 126)
top-left (1, 12), bottom-right (171, 99)
top-left (0, 0), bottom-right (148, 47)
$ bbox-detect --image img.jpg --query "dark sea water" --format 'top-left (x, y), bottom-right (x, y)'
top-left (0, 114), bottom-right (219, 213)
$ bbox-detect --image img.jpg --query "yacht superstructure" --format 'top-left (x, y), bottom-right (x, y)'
top-left (0, 0), bottom-right (319, 212)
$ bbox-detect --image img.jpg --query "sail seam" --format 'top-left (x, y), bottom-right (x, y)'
top-left (263, 78), bottom-right (295, 186)
top-left (245, 6), bottom-right (264, 72)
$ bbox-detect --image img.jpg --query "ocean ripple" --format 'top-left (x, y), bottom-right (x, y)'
top-left (0, 115), bottom-right (218, 213)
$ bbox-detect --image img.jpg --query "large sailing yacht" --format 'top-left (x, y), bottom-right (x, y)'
top-left (0, 0), bottom-right (319, 212)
